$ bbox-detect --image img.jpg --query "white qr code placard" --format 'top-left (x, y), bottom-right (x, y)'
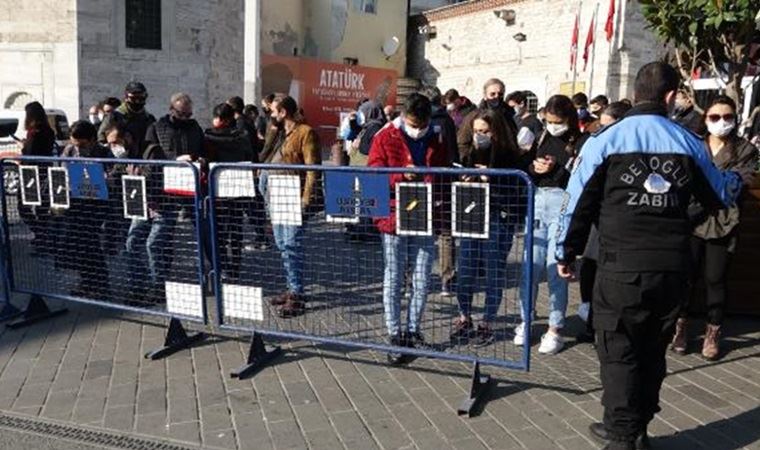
top-left (165, 281), bottom-right (203, 318)
top-left (163, 164), bottom-right (199, 196)
top-left (212, 164), bottom-right (256, 198)
top-left (268, 174), bottom-right (302, 226)
top-left (222, 285), bottom-right (264, 321)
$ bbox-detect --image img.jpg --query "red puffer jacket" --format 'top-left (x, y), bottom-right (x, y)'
top-left (367, 118), bottom-right (450, 235)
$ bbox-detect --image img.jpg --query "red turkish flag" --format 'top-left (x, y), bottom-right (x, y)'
top-left (570, 13), bottom-right (579, 70)
top-left (605, 0), bottom-right (615, 42)
top-left (583, 16), bottom-right (595, 71)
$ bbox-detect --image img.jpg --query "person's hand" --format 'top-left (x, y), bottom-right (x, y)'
top-left (737, 167), bottom-right (756, 187)
top-left (533, 156), bottom-right (556, 174)
top-left (557, 262), bottom-right (576, 281)
top-left (474, 164), bottom-right (489, 182)
top-left (176, 154), bottom-right (193, 162)
top-left (404, 164), bottom-right (417, 181)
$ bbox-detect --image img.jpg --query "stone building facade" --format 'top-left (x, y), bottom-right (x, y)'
top-left (0, 0), bottom-right (244, 127)
top-left (408, 0), bottom-right (665, 107)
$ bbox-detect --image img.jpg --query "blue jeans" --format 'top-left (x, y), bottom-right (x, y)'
top-left (519, 187), bottom-right (569, 328)
top-left (126, 208), bottom-right (178, 292)
top-left (456, 213), bottom-right (514, 322)
top-left (381, 233), bottom-right (436, 336)
top-left (273, 224), bottom-right (305, 294)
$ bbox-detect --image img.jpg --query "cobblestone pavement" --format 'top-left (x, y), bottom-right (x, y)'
top-left (0, 286), bottom-right (758, 450)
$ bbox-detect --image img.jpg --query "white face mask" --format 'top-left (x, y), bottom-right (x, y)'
top-left (514, 105), bottom-right (524, 117)
top-left (110, 144), bottom-right (127, 158)
top-left (446, 103), bottom-right (456, 112)
top-left (706, 119), bottom-right (735, 138)
top-left (404, 124), bottom-right (429, 140)
top-left (89, 114), bottom-right (99, 124)
top-left (546, 123), bottom-right (569, 137)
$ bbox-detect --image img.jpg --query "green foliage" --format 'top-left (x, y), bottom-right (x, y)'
top-left (639, 0), bottom-right (760, 103)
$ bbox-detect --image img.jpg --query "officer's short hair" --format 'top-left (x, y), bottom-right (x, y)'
top-left (634, 62), bottom-right (680, 104)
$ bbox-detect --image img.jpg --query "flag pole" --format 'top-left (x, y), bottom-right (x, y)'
top-left (588, 2), bottom-right (600, 96)
top-left (572, 1), bottom-right (583, 95)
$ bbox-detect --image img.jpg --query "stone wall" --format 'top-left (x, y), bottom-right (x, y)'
top-left (0, 0), bottom-right (79, 120)
top-left (408, 0), bottom-right (665, 106)
top-left (77, 0), bottom-right (244, 127)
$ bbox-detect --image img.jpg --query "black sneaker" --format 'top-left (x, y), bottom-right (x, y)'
top-left (589, 423), bottom-right (650, 450)
top-left (449, 317), bottom-right (474, 343)
top-left (406, 331), bottom-right (431, 351)
top-left (473, 324), bottom-right (495, 347)
top-left (386, 334), bottom-right (406, 365)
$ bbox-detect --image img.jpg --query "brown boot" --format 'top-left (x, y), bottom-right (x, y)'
top-left (671, 318), bottom-right (688, 355)
top-left (278, 292), bottom-right (305, 318)
top-left (270, 291), bottom-right (289, 306)
top-left (702, 324), bottom-right (721, 361)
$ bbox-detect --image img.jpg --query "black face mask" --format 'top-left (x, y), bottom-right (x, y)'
top-left (126, 100), bottom-right (145, 113)
top-left (486, 98), bottom-right (502, 110)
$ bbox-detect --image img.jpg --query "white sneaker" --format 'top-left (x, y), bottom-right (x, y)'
top-left (538, 331), bottom-right (564, 355)
top-left (513, 323), bottom-right (526, 346)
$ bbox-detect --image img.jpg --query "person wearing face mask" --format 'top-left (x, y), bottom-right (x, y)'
top-left (449, 109), bottom-right (520, 346)
top-left (514, 94), bottom-right (586, 356)
top-left (204, 103), bottom-right (255, 282)
top-left (556, 62), bottom-right (750, 450)
top-left (670, 89), bottom-right (704, 135)
top-left (261, 95), bottom-right (321, 318)
top-left (102, 123), bottom-right (135, 256)
top-left (145, 93), bottom-right (205, 162)
top-left (88, 103), bottom-right (104, 129)
top-left (60, 121), bottom-right (114, 298)
top-left (506, 91), bottom-right (544, 137)
top-left (585, 95), bottom-right (610, 134)
top-left (98, 82), bottom-right (156, 156)
top-left (670, 95), bottom-right (759, 361)
top-left (367, 93), bottom-right (450, 364)
top-left (419, 86), bottom-right (459, 295)
top-left (443, 88), bottom-right (476, 129)
top-left (457, 79), bottom-right (519, 161)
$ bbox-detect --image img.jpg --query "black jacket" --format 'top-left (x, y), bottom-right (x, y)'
top-left (457, 100), bottom-right (518, 162)
top-left (145, 115), bottom-right (205, 160)
top-left (431, 106), bottom-right (459, 164)
top-left (526, 131), bottom-right (586, 189)
top-left (671, 106), bottom-right (704, 136)
top-left (235, 116), bottom-right (261, 162)
top-left (22, 127), bottom-right (55, 157)
top-left (204, 126), bottom-right (254, 163)
top-left (356, 101), bottom-right (387, 156)
top-left (98, 105), bottom-right (156, 157)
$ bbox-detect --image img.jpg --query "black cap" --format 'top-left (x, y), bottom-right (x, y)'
top-left (125, 81), bottom-right (147, 95)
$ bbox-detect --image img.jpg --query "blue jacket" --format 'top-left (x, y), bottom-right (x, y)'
top-left (556, 103), bottom-right (742, 272)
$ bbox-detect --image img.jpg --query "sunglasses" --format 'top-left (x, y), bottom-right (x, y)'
top-left (171, 108), bottom-right (193, 119)
top-left (706, 113), bottom-right (735, 123)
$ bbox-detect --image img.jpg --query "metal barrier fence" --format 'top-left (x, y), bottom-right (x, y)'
top-left (0, 156), bottom-right (207, 358)
top-left (0, 157), bottom-right (535, 415)
top-left (208, 164), bottom-right (535, 412)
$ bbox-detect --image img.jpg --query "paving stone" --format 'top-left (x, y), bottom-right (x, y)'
top-left (135, 411), bottom-right (168, 438)
top-left (293, 402), bottom-right (332, 432)
top-left (304, 428), bottom-right (344, 450)
top-left (268, 419), bottom-right (308, 449)
top-left (202, 428), bottom-right (238, 449)
top-left (103, 405), bottom-right (135, 431)
top-left (168, 421), bottom-right (202, 446)
top-left (330, 410), bottom-right (373, 442)
top-left (199, 403), bottom-right (233, 432)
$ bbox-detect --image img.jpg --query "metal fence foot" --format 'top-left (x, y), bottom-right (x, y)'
top-left (6, 295), bottom-right (67, 329)
top-left (230, 332), bottom-right (282, 380)
top-left (144, 317), bottom-right (206, 360)
top-left (457, 362), bottom-right (493, 417)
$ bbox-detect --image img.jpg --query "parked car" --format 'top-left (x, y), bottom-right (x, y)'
top-left (0, 108), bottom-right (70, 195)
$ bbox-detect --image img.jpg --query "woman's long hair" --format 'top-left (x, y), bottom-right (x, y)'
top-left (24, 101), bottom-right (51, 133)
top-left (544, 95), bottom-right (581, 154)
top-left (470, 108), bottom-right (519, 168)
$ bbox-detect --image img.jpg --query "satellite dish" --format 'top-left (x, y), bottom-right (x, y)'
top-left (382, 36), bottom-right (400, 57)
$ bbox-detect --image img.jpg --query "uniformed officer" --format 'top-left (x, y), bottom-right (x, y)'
top-left (555, 62), bottom-right (750, 450)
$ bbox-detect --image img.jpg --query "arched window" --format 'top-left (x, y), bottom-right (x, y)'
top-left (4, 92), bottom-right (35, 110)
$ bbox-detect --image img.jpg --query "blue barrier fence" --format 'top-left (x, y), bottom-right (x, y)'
top-left (0, 156), bottom-right (535, 414)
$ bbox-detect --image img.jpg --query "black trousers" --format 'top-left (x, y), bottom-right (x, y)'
top-left (580, 258), bottom-right (597, 332)
top-left (682, 235), bottom-right (732, 325)
top-left (593, 270), bottom-right (686, 439)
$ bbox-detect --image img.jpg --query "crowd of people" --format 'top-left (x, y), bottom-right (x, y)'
top-left (12, 61), bottom-right (760, 449)
top-left (15, 68), bottom-right (757, 360)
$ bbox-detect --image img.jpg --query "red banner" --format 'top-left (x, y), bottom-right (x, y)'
top-left (261, 54), bottom-right (397, 144)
